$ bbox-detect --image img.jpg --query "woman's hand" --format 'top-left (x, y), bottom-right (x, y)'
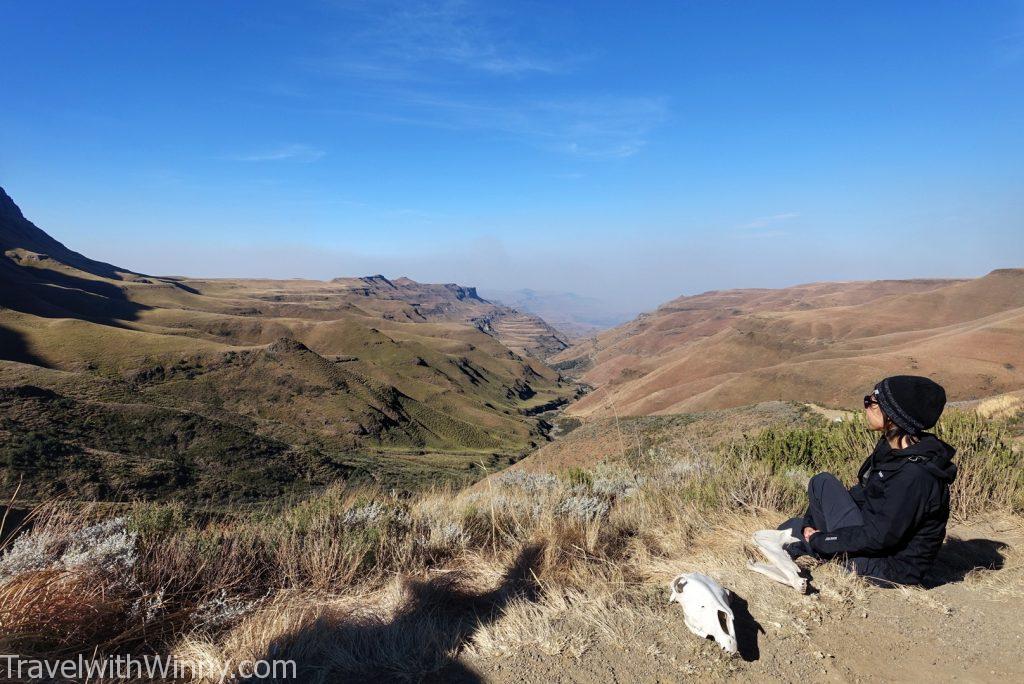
top-left (803, 526), bottom-right (818, 543)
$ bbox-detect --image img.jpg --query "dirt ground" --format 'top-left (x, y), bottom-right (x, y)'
top-left (440, 517), bottom-right (1023, 683)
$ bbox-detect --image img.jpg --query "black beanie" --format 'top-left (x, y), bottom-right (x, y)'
top-left (871, 375), bottom-right (947, 435)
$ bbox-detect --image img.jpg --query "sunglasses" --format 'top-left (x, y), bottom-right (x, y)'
top-left (863, 394), bottom-right (879, 409)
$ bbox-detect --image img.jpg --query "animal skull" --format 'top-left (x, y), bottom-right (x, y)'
top-left (746, 528), bottom-right (808, 593)
top-left (668, 572), bottom-right (738, 655)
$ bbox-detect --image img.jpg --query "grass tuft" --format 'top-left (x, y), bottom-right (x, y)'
top-left (1, 407), bottom-right (1021, 675)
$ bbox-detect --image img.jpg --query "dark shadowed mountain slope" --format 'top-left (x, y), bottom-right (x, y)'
top-left (0, 186), bottom-right (137, 281)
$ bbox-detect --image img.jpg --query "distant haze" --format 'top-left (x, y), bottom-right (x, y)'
top-left (478, 287), bottom-right (633, 337)
top-left (62, 233), bottom-right (1023, 316)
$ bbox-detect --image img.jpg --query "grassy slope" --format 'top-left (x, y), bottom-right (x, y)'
top-left (2, 399), bottom-right (1021, 680)
top-left (0, 185), bottom-right (577, 500)
top-left (555, 270), bottom-right (1024, 416)
top-left (0, 261), bottom-right (571, 501)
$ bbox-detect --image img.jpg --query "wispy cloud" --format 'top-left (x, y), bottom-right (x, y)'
top-left (344, 91), bottom-right (669, 158)
top-left (328, 0), bottom-right (573, 78)
top-left (538, 98), bottom-right (668, 158)
top-left (733, 230), bottom-right (791, 240)
top-left (227, 144), bottom-right (325, 163)
top-left (730, 212), bottom-right (801, 240)
top-left (286, 2), bottom-right (666, 158)
top-left (738, 212), bottom-right (800, 230)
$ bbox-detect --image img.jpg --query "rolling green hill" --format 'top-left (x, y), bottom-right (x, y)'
top-left (0, 186), bottom-right (575, 501)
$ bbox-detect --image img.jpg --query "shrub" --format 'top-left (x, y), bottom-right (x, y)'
top-left (936, 410), bottom-right (1024, 518)
top-left (495, 470), bottom-right (557, 493)
top-left (554, 495), bottom-right (610, 522)
top-left (563, 466), bottom-right (593, 489)
top-left (731, 409), bottom-right (1024, 519)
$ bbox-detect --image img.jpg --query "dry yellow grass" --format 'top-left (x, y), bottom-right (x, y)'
top-left (1, 404), bottom-right (1021, 680)
top-left (974, 391), bottom-right (1024, 420)
top-left (557, 269), bottom-right (1024, 417)
top-left (0, 569), bottom-right (130, 653)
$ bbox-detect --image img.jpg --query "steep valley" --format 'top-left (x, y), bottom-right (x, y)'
top-left (0, 187), bottom-right (575, 501)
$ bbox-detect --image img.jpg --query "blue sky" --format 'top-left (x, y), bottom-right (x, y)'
top-left (2, 1), bottom-right (1022, 311)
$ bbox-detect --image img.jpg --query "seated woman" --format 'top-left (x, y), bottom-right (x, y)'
top-left (780, 375), bottom-right (957, 585)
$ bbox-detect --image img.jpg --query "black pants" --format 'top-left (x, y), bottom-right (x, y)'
top-left (778, 472), bottom-right (863, 540)
top-left (778, 473), bottom-right (892, 583)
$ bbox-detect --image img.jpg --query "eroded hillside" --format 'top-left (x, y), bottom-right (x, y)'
top-left (554, 272), bottom-right (1024, 416)
top-left (0, 187), bottom-right (574, 500)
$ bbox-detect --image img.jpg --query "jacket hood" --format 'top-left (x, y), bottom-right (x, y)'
top-left (899, 434), bottom-right (957, 483)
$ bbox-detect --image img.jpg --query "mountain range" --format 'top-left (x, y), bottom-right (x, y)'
top-left (0, 186), bottom-right (574, 500)
top-left (4, 183), bottom-right (1023, 500)
top-left (553, 272), bottom-right (1024, 416)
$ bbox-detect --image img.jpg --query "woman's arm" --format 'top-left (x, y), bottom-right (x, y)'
top-left (808, 469), bottom-right (931, 556)
top-left (849, 482), bottom-right (866, 507)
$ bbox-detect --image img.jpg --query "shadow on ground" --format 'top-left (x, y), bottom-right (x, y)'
top-left (0, 324), bottom-right (46, 367)
top-left (251, 544), bottom-right (544, 684)
top-left (0, 505), bottom-right (32, 546)
top-left (0, 267), bottom-right (152, 323)
top-left (925, 535), bottom-right (1009, 588)
top-left (730, 593), bottom-right (764, 662)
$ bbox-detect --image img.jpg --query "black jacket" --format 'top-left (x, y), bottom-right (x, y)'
top-left (809, 434), bottom-right (957, 584)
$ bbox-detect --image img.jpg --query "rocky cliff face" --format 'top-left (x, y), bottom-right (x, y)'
top-left (331, 274), bottom-right (569, 359)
